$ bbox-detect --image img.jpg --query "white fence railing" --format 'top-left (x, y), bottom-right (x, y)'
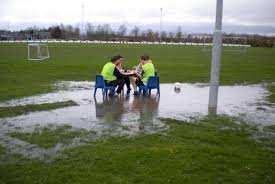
top-left (0, 40), bottom-right (251, 47)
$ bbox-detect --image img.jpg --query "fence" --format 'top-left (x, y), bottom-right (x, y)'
top-left (0, 39), bottom-right (251, 47)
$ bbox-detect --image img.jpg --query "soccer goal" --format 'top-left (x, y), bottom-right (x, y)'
top-left (202, 36), bottom-right (249, 53)
top-left (27, 43), bottom-right (50, 61)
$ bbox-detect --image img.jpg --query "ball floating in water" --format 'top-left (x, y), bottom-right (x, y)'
top-left (174, 82), bottom-right (181, 90)
top-left (174, 82), bottom-right (181, 93)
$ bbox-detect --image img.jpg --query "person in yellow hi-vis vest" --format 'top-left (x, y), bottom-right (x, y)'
top-left (133, 54), bottom-right (155, 95)
top-left (101, 55), bottom-right (130, 96)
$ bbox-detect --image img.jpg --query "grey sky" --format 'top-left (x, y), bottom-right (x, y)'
top-left (0, 0), bottom-right (275, 34)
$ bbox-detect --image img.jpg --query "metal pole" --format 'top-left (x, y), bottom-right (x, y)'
top-left (160, 8), bottom-right (163, 42)
top-left (208, 0), bottom-right (223, 115)
top-left (81, 3), bottom-right (85, 37)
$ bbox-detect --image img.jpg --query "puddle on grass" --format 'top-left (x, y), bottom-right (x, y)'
top-left (0, 81), bottom-right (275, 160)
top-left (0, 81), bottom-right (274, 128)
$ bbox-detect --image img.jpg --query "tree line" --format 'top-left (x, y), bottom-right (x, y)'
top-left (48, 24), bottom-right (186, 43)
top-left (0, 24), bottom-right (274, 47)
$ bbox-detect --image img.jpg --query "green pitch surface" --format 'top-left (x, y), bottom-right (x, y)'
top-left (0, 43), bottom-right (275, 101)
top-left (0, 43), bottom-right (275, 183)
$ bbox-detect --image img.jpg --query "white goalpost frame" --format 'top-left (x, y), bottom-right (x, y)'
top-left (27, 43), bottom-right (50, 61)
top-left (202, 36), bottom-right (249, 53)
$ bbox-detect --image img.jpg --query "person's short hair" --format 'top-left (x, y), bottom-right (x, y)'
top-left (111, 55), bottom-right (123, 62)
top-left (140, 54), bottom-right (150, 61)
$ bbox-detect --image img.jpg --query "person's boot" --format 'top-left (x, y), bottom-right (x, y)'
top-left (126, 89), bottom-right (131, 96)
top-left (108, 92), bottom-right (116, 97)
top-left (108, 89), bottom-right (118, 97)
top-left (133, 91), bottom-right (140, 96)
top-left (142, 91), bottom-right (148, 96)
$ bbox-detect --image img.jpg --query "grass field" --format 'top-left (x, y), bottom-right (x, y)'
top-left (0, 43), bottom-right (275, 183)
top-left (0, 43), bottom-right (275, 101)
top-left (9, 125), bottom-right (89, 148)
top-left (1, 117), bottom-right (274, 184)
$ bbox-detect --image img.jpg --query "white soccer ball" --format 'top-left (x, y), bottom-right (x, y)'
top-left (174, 82), bottom-right (181, 90)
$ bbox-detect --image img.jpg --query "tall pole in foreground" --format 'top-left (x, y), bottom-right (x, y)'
top-left (208, 0), bottom-right (223, 115)
top-left (81, 3), bottom-right (85, 37)
top-left (159, 8), bottom-right (163, 42)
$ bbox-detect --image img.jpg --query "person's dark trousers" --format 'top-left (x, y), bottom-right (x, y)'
top-left (135, 78), bottom-right (146, 95)
top-left (116, 75), bottom-right (131, 93)
top-left (105, 79), bottom-right (125, 94)
top-left (124, 76), bottom-right (131, 92)
top-left (135, 78), bottom-right (145, 87)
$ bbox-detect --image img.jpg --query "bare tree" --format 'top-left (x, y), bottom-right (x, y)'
top-left (160, 31), bottom-right (167, 42)
top-left (154, 31), bottom-right (160, 42)
top-left (118, 25), bottom-right (127, 37)
top-left (86, 23), bottom-right (95, 40)
top-left (168, 32), bottom-right (174, 42)
top-left (131, 26), bottom-right (140, 40)
top-left (94, 24), bottom-right (113, 40)
top-left (146, 29), bottom-right (155, 42)
top-left (175, 26), bottom-right (182, 42)
top-left (49, 26), bottom-right (62, 39)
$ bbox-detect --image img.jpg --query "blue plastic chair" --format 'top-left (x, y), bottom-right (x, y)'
top-left (138, 76), bottom-right (160, 96)
top-left (94, 75), bottom-right (116, 97)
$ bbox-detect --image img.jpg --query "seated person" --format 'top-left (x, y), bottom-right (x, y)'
top-left (116, 59), bottom-right (132, 95)
top-left (101, 55), bottom-right (128, 96)
top-left (133, 54), bottom-right (155, 94)
top-left (130, 63), bottom-right (142, 95)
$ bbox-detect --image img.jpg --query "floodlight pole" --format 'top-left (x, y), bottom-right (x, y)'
top-left (81, 3), bottom-right (85, 37)
top-left (208, 0), bottom-right (223, 115)
top-left (160, 8), bottom-right (163, 42)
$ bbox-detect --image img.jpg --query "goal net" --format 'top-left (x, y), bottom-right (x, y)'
top-left (28, 43), bottom-right (50, 61)
top-left (202, 36), bottom-right (249, 53)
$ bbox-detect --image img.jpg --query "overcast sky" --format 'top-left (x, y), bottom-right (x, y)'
top-left (0, 0), bottom-right (275, 34)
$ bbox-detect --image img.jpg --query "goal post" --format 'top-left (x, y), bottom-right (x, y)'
top-left (202, 36), bottom-right (249, 53)
top-left (222, 36), bottom-right (249, 53)
top-left (27, 43), bottom-right (50, 61)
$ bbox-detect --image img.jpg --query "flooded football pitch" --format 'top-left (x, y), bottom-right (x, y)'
top-left (0, 81), bottom-right (274, 160)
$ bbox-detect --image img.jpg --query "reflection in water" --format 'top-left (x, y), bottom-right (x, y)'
top-left (94, 95), bottom-right (168, 135)
top-left (94, 95), bottom-right (162, 133)
top-left (131, 96), bottom-right (159, 123)
top-left (95, 95), bottom-right (160, 128)
top-left (95, 97), bottom-right (125, 123)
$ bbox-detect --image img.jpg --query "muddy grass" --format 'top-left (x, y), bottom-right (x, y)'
top-left (9, 125), bottom-right (89, 149)
top-left (267, 84), bottom-right (275, 104)
top-left (0, 116), bottom-right (274, 184)
top-left (263, 125), bottom-right (275, 133)
top-left (0, 145), bottom-right (4, 156)
top-left (0, 100), bottom-right (78, 118)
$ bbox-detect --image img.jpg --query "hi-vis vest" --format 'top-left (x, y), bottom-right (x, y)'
top-left (142, 62), bottom-right (155, 83)
top-left (101, 62), bottom-right (117, 82)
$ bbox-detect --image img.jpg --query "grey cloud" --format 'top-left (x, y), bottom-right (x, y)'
top-left (0, 0), bottom-right (274, 34)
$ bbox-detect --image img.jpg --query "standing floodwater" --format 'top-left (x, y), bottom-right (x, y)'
top-left (0, 81), bottom-right (274, 133)
top-left (0, 81), bottom-right (274, 160)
